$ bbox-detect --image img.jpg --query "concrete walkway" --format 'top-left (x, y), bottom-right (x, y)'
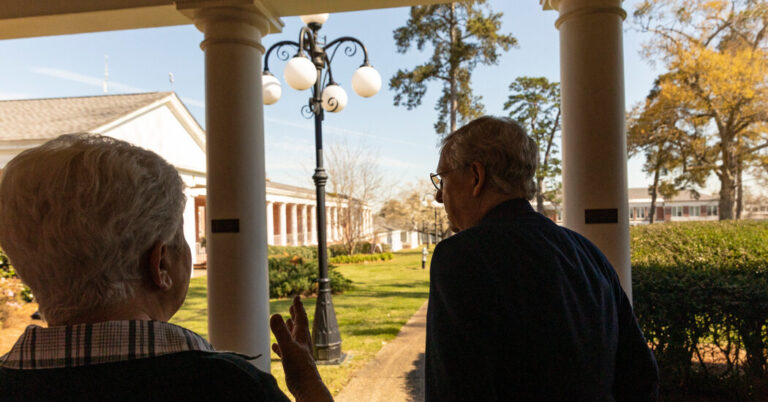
top-left (335, 301), bottom-right (428, 402)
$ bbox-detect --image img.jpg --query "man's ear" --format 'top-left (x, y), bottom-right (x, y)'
top-left (471, 161), bottom-right (486, 197)
top-left (147, 241), bottom-right (173, 291)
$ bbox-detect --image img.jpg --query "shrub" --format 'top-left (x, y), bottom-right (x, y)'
top-left (268, 256), bottom-right (352, 299)
top-left (0, 247), bottom-right (32, 303)
top-left (632, 221), bottom-right (768, 399)
top-left (329, 252), bottom-right (394, 265)
top-left (267, 245), bottom-right (317, 260)
top-left (328, 242), bottom-right (382, 256)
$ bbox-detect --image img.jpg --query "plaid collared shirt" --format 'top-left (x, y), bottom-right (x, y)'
top-left (0, 320), bottom-right (215, 370)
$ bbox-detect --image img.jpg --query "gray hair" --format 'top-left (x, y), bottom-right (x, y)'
top-left (441, 116), bottom-right (537, 200)
top-left (0, 134), bottom-right (185, 323)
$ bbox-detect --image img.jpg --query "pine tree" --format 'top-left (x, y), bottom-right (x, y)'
top-left (504, 76), bottom-right (561, 213)
top-left (390, 1), bottom-right (517, 135)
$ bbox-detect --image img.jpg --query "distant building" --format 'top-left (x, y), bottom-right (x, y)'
top-left (373, 222), bottom-right (421, 252)
top-left (0, 93), bottom-right (373, 268)
top-left (539, 188), bottom-right (768, 224)
top-left (626, 188), bottom-right (720, 225)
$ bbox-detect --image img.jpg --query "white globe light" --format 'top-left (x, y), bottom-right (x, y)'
top-left (300, 14), bottom-right (329, 26)
top-left (321, 84), bottom-right (348, 113)
top-left (262, 74), bottom-right (281, 105)
top-left (351, 65), bottom-right (382, 97)
top-left (284, 56), bottom-right (317, 90)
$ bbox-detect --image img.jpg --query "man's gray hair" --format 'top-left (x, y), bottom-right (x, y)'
top-left (441, 116), bottom-right (537, 199)
top-left (0, 134), bottom-right (185, 323)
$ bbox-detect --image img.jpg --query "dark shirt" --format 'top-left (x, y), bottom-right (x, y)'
top-left (0, 351), bottom-right (289, 401)
top-left (0, 321), bottom-right (289, 401)
top-left (425, 199), bottom-right (659, 401)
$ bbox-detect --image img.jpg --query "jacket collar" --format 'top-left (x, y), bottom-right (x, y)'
top-left (477, 198), bottom-right (537, 226)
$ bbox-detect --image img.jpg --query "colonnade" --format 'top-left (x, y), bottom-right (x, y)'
top-left (265, 200), bottom-right (374, 246)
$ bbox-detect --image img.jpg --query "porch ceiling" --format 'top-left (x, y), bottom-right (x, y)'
top-left (0, 0), bottom-right (447, 40)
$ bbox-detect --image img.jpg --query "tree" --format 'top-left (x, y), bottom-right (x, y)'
top-left (390, 1), bottom-right (517, 135)
top-left (377, 181), bottom-right (450, 241)
top-left (627, 75), bottom-right (708, 223)
top-left (632, 0), bottom-right (768, 219)
top-left (504, 76), bottom-right (562, 213)
top-left (325, 141), bottom-right (384, 255)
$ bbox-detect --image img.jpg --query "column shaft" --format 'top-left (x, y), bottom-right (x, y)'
top-left (290, 203), bottom-right (298, 246)
top-left (279, 202), bottom-right (287, 246)
top-left (194, 6), bottom-right (274, 372)
top-left (311, 205), bottom-right (318, 245)
top-left (556, 0), bottom-right (631, 299)
top-left (266, 201), bottom-right (274, 246)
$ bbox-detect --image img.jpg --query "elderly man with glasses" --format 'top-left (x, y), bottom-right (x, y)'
top-left (0, 135), bottom-right (332, 401)
top-left (425, 116), bottom-right (659, 401)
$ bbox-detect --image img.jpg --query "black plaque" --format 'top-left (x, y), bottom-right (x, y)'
top-left (211, 219), bottom-right (240, 233)
top-left (584, 209), bottom-right (618, 224)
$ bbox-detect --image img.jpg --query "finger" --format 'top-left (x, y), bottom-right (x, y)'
top-left (286, 318), bottom-right (295, 334)
top-left (271, 343), bottom-right (282, 358)
top-left (293, 297), bottom-right (312, 346)
top-left (293, 295), bottom-right (310, 329)
top-left (270, 314), bottom-right (292, 347)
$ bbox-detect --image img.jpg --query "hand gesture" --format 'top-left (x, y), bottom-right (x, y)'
top-left (270, 296), bottom-right (333, 402)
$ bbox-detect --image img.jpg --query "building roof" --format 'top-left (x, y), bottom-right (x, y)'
top-left (0, 92), bottom-right (172, 141)
top-left (627, 187), bottom-right (719, 203)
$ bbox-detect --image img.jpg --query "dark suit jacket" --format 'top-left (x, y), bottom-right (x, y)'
top-left (425, 199), bottom-right (659, 401)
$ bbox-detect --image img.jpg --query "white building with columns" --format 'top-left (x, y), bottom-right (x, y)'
top-left (0, 0), bottom-right (632, 371)
top-left (0, 92), bottom-right (374, 269)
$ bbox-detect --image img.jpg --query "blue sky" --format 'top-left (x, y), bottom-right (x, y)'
top-left (0, 1), bottom-right (664, 194)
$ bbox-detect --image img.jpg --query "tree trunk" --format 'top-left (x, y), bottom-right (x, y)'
top-left (649, 167), bottom-right (660, 224)
top-left (449, 2), bottom-right (457, 133)
top-left (719, 136), bottom-right (737, 220)
top-left (736, 160), bottom-right (743, 220)
top-left (536, 176), bottom-right (544, 213)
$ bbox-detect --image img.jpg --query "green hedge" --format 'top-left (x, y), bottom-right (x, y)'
top-left (0, 247), bottom-right (12, 278)
top-left (268, 243), bottom-right (391, 258)
top-left (632, 221), bottom-right (768, 398)
top-left (267, 245), bottom-right (317, 260)
top-left (268, 256), bottom-right (352, 299)
top-left (329, 252), bottom-right (394, 265)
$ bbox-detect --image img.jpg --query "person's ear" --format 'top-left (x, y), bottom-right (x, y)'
top-left (147, 241), bottom-right (173, 291)
top-left (471, 161), bottom-right (486, 197)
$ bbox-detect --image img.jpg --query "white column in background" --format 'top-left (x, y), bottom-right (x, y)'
top-left (279, 202), bottom-right (287, 246)
top-left (290, 203), bottom-right (298, 246)
top-left (266, 201), bottom-right (274, 246)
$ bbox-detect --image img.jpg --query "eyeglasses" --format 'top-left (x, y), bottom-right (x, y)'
top-left (430, 168), bottom-right (458, 191)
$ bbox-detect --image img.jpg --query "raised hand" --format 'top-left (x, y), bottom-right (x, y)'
top-left (270, 296), bottom-right (333, 402)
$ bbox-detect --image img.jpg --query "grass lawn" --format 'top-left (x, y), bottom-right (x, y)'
top-left (170, 248), bottom-right (432, 397)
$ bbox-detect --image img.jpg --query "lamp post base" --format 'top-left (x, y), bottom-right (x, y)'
top-left (312, 282), bottom-right (343, 364)
top-left (315, 350), bottom-right (348, 365)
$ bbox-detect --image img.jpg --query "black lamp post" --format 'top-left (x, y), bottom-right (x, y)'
top-left (262, 13), bottom-right (381, 364)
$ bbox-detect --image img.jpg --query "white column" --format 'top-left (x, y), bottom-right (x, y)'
top-left (310, 205), bottom-right (318, 245)
top-left (300, 204), bottom-right (308, 245)
top-left (549, 0), bottom-right (631, 300)
top-left (279, 202), bottom-right (287, 246)
top-left (266, 201), bottom-right (274, 246)
top-left (192, 5), bottom-right (282, 373)
top-left (333, 206), bottom-right (339, 241)
top-left (290, 203), bottom-right (298, 246)
top-left (183, 190), bottom-right (197, 267)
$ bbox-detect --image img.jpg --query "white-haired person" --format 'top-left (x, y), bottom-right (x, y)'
top-left (426, 116), bottom-right (659, 401)
top-left (0, 135), bottom-right (332, 401)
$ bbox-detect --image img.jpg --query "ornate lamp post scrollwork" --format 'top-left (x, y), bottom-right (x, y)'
top-left (262, 13), bottom-right (381, 364)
